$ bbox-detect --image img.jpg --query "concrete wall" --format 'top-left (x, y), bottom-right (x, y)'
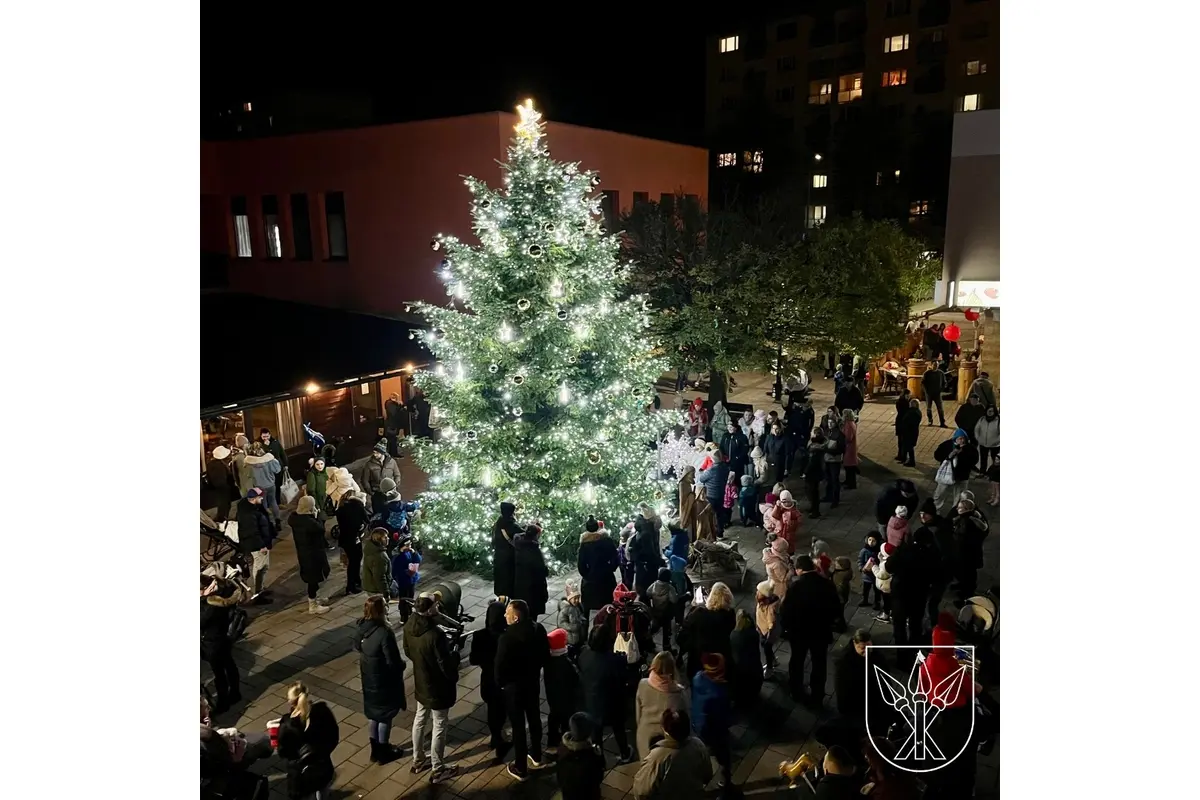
top-left (942, 109), bottom-right (999, 292)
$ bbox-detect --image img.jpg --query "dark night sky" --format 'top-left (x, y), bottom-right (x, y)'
top-left (202, 11), bottom-right (719, 145)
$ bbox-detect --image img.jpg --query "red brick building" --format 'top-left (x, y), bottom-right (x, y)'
top-left (201, 112), bottom-right (709, 316)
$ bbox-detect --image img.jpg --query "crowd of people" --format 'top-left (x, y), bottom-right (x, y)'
top-left (202, 374), bottom-right (997, 799)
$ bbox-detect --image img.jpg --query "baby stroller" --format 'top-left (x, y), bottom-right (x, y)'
top-left (957, 587), bottom-right (999, 684)
top-left (400, 580), bottom-right (475, 654)
top-left (201, 510), bottom-right (251, 580)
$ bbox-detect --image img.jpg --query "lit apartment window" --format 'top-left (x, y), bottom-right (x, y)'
top-left (717, 152), bottom-right (737, 168)
top-left (881, 69), bottom-right (908, 87)
top-left (809, 81), bottom-right (833, 104)
top-left (719, 35), bottom-right (739, 53)
top-left (909, 200), bottom-right (929, 220)
top-left (242, 102), bottom-right (252, 112)
top-left (883, 34), bottom-right (910, 53)
top-left (806, 205), bottom-right (827, 229)
top-left (262, 195), bottom-right (282, 258)
top-left (325, 191), bottom-right (349, 259)
top-left (813, 174), bottom-right (828, 188)
top-left (837, 74), bottom-right (863, 103)
top-left (894, 169), bottom-right (902, 182)
top-left (743, 151), bottom-right (764, 173)
top-left (775, 86), bottom-right (795, 102)
top-left (965, 60), bottom-right (988, 76)
top-left (231, 196), bottom-right (252, 257)
top-left (960, 93), bottom-right (982, 112)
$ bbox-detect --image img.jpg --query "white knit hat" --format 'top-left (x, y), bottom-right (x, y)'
top-left (211, 446), bottom-right (230, 460)
top-left (779, 490), bottom-right (795, 507)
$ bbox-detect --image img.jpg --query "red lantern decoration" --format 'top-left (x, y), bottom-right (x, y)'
top-left (963, 308), bottom-right (981, 322)
top-left (944, 323), bottom-right (961, 342)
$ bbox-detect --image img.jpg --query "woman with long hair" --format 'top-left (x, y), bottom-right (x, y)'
top-left (678, 581), bottom-right (736, 679)
top-left (354, 596), bottom-right (406, 764)
top-left (277, 682), bottom-right (340, 799)
top-left (634, 651), bottom-right (691, 759)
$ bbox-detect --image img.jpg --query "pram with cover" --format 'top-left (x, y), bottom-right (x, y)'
top-left (201, 510), bottom-right (251, 580)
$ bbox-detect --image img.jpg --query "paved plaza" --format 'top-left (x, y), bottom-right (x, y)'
top-left (204, 371), bottom-right (1000, 799)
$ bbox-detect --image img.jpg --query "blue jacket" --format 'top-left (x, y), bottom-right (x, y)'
top-left (691, 672), bottom-right (731, 744)
top-left (697, 462), bottom-right (730, 503)
top-left (390, 549), bottom-right (422, 588)
top-left (858, 546), bottom-right (877, 584)
top-left (665, 528), bottom-right (690, 562)
top-left (375, 499), bottom-right (420, 533)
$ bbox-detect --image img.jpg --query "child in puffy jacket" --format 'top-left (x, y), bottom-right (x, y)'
top-left (738, 474), bottom-right (758, 527)
top-left (886, 505), bottom-right (910, 547)
top-left (722, 473), bottom-right (737, 530)
top-left (389, 536), bottom-right (422, 623)
top-left (557, 580), bottom-right (587, 659)
top-left (857, 533), bottom-right (882, 611)
top-left (755, 580), bottom-right (781, 678)
top-left (871, 543), bottom-right (895, 623)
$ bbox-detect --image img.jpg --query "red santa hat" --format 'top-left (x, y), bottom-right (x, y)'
top-left (613, 583), bottom-right (638, 605)
top-left (547, 628), bottom-right (568, 656)
top-left (881, 542), bottom-right (897, 557)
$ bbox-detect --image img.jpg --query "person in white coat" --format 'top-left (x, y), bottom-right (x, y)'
top-left (974, 406), bottom-right (1000, 474)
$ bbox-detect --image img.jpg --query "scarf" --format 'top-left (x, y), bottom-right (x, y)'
top-left (648, 671), bottom-right (675, 693)
top-left (701, 653), bottom-right (726, 683)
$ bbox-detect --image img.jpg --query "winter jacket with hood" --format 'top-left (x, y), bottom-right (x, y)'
top-left (305, 467), bottom-right (328, 509)
top-left (361, 536), bottom-right (390, 595)
top-left (934, 434), bottom-right (978, 482)
top-left (635, 677), bottom-right (691, 759)
top-left (558, 597), bottom-right (587, 648)
top-left (467, 601), bottom-right (507, 705)
top-left (710, 401), bottom-right (730, 451)
top-left (327, 467), bottom-right (360, 507)
top-left (954, 403), bottom-right (986, 441)
top-left (830, 556), bottom-right (853, 606)
top-left (762, 540), bottom-right (792, 600)
top-left (765, 503), bottom-right (801, 553)
top-left (780, 572), bottom-right (841, 644)
top-left (544, 650), bottom-right (582, 718)
top-left (874, 482), bottom-right (920, 526)
top-left (577, 529), bottom-right (619, 611)
top-left (696, 459), bottom-right (730, 504)
top-left (974, 415), bottom-right (1000, 448)
top-left (970, 376), bottom-right (997, 408)
top-left (899, 406), bottom-right (923, 449)
top-left (859, 539), bottom-right (879, 585)
top-left (632, 735), bottom-right (713, 800)
top-left (557, 730), bottom-right (605, 800)
top-left (354, 618), bottom-right (407, 721)
top-left (491, 503), bottom-right (522, 598)
top-left (691, 669), bottom-right (731, 745)
top-left (755, 581), bottom-right (781, 641)
top-left (357, 452), bottom-right (401, 496)
top-left (289, 511), bottom-right (330, 585)
top-left (886, 533), bottom-right (937, 605)
top-left (724, 428), bottom-right (750, 473)
top-left (512, 531), bottom-right (550, 616)
top-left (749, 447), bottom-right (768, 485)
top-left (200, 585), bottom-right (245, 652)
top-left (403, 612), bottom-right (459, 711)
top-left (886, 515), bottom-right (910, 548)
top-left (920, 617), bottom-right (970, 709)
top-left (243, 452), bottom-right (281, 490)
top-left (952, 507), bottom-right (990, 569)
top-left (495, 616), bottom-right (549, 698)
top-left (842, 419), bottom-right (859, 467)
top-left (334, 495), bottom-right (370, 547)
top-left (235, 497), bottom-right (274, 552)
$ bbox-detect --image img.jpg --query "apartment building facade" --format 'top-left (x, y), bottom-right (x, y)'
top-left (704, 0), bottom-right (999, 233)
top-left (201, 112), bottom-right (709, 316)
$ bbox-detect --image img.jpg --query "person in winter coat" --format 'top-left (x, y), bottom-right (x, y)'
top-left (289, 496), bottom-right (331, 614)
top-left (833, 630), bottom-right (873, 723)
top-left (512, 524), bottom-right (550, 616)
top-left (886, 505), bottom-right (911, 548)
top-left (335, 491), bottom-right (369, 595)
top-left (735, 474), bottom-right (757, 526)
top-left (243, 443), bottom-right (283, 529)
top-left (577, 517), bottom-right (619, 618)
top-left (897, 397), bottom-right (922, 467)
top-left (207, 446), bottom-right (238, 523)
top-left (544, 628), bottom-right (582, 754)
top-left (786, 396), bottom-right (816, 473)
top-left (633, 709), bottom-right (713, 800)
top-left (922, 365), bottom-right (947, 427)
top-left (200, 575), bottom-right (245, 711)
top-left (723, 421), bottom-right (750, 480)
top-left (872, 544), bottom-right (896, 623)
top-left (277, 682), bottom-right (339, 800)
top-left (974, 405), bottom-right (1000, 474)
top-left (326, 467), bottom-right (360, 509)
top-left (257, 428), bottom-right (288, 503)
top-left (356, 442), bottom-right (402, 511)
top-left (467, 600), bottom-right (512, 761)
top-left (914, 498), bottom-right (955, 626)
top-left (729, 609), bottom-right (763, 707)
top-left (646, 568), bottom-right (679, 651)
top-left (710, 401), bottom-right (731, 452)
top-left (692, 653), bottom-right (734, 792)
top-left (762, 537), bottom-right (792, 602)
top-left (887, 528), bottom-right (938, 647)
top-left (231, 433), bottom-right (254, 496)
top-left (919, 614), bottom-right (976, 799)
top-left (951, 495), bottom-right (989, 599)
top-left (557, 580), bottom-right (587, 656)
top-left (781, 556), bottom-right (842, 707)
top-left (405, 595), bottom-right (461, 783)
top-left (857, 533), bottom-right (882, 611)
top-left (803, 428), bottom-right (826, 518)
top-left (874, 479), bottom-right (919, 537)
top-left (236, 488), bottom-right (275, 602)
top-left (304, 457), bottom-right (329, 514)
top-left (361, 528), bottom-right (391, 597)
top-left (893, 388), bottom-right (913, 461)
top-left (765, 490), bottom-right (802, 554)
top-left (491, 501), bottom-right (522, 598)
top-left (696, 451), bottom-right (731, 537)
top-left (755, 580), bottom-right (782, 678)
top-left (749, 445), bottom-right (768, 490)
top-left (679, 582), bottom-right (736, 679)
top-left (831, 556), bottom-right (853, 632)
top-left (628, 516), bottom-right (665, 599)
top-left (556, 713), bottom-right (605, 800)
top-left (970, 371), bottom-right (997, 408)
top-left (663, 523), bottom-right (690, 563)
top-left (823, 424), bottom-right (846, 508)
top-left (762, 423), bottom-right (789, 484)
top-left (954, 395), bottom-right (986, 450)
top-left (354, 596), bottom-right (406, 764)
top-left (497, 599), bottom-right (550, 781)
top-left (686, 397), bottom-right (709, 439)
top-left (932, 429), bottom-right (978, 513)
top-left (839, 409), bottom-right (860, 489)
top-left (834, 382), bottom-right (863, 417)
top-left (635, 652), bottom-right (691, 759)
top-left (578, 625), bottom-right (635, 763)
top-left (390, 535), bottom-right (421, 623)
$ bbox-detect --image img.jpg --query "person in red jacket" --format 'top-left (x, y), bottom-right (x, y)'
top-left (920, 613), bottom-right (970, 709)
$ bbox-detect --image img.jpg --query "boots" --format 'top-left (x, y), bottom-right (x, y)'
top-left (370, 739), bottom-right (404, 764)
top-left (308, 598), bottom-right (330, 615)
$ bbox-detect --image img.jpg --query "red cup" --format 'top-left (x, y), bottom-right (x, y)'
top-left (267, 719), bottom-right (281, 750)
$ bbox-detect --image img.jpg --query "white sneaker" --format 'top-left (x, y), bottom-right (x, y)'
top-left (308, 598), bottom-right (330, 615)
top-left (528, 755), bottom-right (548, 770)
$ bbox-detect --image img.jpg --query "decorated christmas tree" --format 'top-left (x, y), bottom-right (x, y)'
top-left (406, 100), bottom-right (674, 572)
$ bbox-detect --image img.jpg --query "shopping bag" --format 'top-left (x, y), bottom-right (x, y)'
top-left (935, 459), bottom-right (956, 486)
top-left (280, 469), bottom-right (300, 505)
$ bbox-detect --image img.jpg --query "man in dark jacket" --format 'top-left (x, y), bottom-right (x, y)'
top-left (803, 429), bottom-right (826, 518)
top-left (723, 423), bottom-right (750, 480)
top-left (492, 501), bottom-right (522, 598)
top-left (236, 488), bottom-right (274, 602)
top-left (201, 575), bottom-right (244, 711)
top-left (914, 498), bottom-right (956, 627)
top-left (786, 396), bottom-right (815, 474)
top-left (921, 366), bottom-right (947, 427)
top-left (951, 496), bottom-right (990, 600)
top-left (954, 394), bottom-right (986, 453)
top-left (496, 599), bottom-right (550, 781)
top-left (885, 529), bottom-right (938, 648)
top-left (258, 428), bottom-right (288, 504)
top-left (544, 628), bottom-right (581, 754)
top-left (577, 518), bottom-right (619, 618)
top-left (873, 479), bottom-right (919, 537)
top-left (893, 389), bottom-right (913, 461)
top-left (780, 556), bottom-right (842, 708)
top-left (834, 383), bottom-right (863, 416)
top-left (814, 745), bottom-right (861, 799)
top-left (555, 712), bottom-right (605, 800)
top-left (404, 596), bottom-right (460, 782)
top-left (932, 431), bottom-right (978, 513)
top-left (628, 516), bottom-right (665, 598)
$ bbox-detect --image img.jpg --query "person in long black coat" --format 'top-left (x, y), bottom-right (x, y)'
top-left (897, 399), bottom-right (923, 468)
top-left (335, 492), bottom-right (370, 595)
top-left (578, 626), bottom-right (634, 763)
top-left (354, 596), bottom-right (406, 763)
top-left (468, 600), bottom-right (511, 759)
top-left (780, 557), bottom-right (842, 707)
top-left (873, 479), bottom-right (920, 536)
top-left (491, 502), bottom-right (522, 598)
top-left (893, 389), bottom-right (913, 460)
top-left (628, 517), bottom-right (664, 600)
top-left (277, 685), bottom-right (339, 800)
top-left (678, 588), bottom-right (736, 680)
top-left (723, 423), bottom-right (750, 480)
top-left (577, 517), bottom-right (619, 618)
top-left (289, 496), bottom-right (331, 613)
top-left (885, 530), bottom-right (937, 648)
top-left (513, 524), bottom-right (550, 616)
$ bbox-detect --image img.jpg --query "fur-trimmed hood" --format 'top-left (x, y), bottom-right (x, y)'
top-left (579, 530), bottom-right (609, 545)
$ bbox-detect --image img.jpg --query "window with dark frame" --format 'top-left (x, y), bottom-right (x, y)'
top-left (632, 191), bottom-right (649, 208)
top-left (325, 191), bottom-right (349, 259)
top-left (262, 195), bottom-right (282, 258)
top-left (290, 193), bottom-right (313, 260)
top-left (659, 193), bottom-right (675, 214)
top-left (231, 195), bottom-right (252, 258)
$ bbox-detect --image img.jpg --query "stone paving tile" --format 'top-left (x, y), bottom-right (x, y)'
top-left (205, 371), bottom-right (999, 799)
